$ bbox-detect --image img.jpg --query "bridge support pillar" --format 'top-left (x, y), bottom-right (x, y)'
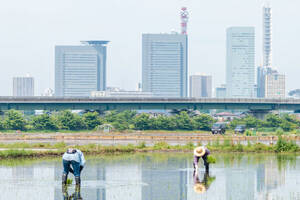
top-left (249, 110), bottom-right (270, 120)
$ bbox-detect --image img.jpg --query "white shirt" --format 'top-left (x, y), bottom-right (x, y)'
top-left (62, 149), bottom-right (86, 166)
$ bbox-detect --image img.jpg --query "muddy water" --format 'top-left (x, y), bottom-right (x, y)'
top-left (0, 153), bottom-right (300, 200)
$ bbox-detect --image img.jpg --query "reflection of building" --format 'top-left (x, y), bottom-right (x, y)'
top-left (142, 155), bottom-right (188, 200)
top-left (55, 41), bottom-right (109, 97)
top-left (142, 33), bottom-right (188, 98)
top-left (226, 166), bottom-right (255, 199)
top-left (13, 76), bottom-right (34, 96)
top-left (226, 27), bottom-right (255, 98)
top-left (189, 74), bottom-right (212, 98)
top-left (0, 164), bottom-right (55, 200)
top-left (106, 164), bottom-right (142, 199)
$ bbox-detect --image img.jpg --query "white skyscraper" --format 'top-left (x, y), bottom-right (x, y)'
top-left (189, 74), bottom-right (212, 98)
top-left (55, 41), bottom-right (109, 97)
top-left (13, 75), bottom-right (34, 96)
top-left (257, 4), bottom-right (285, 98)
top-left (226, 27), bottom-right (255, 98)
top-left (142, 33), bottom-right (188, 98)
top-left (263, 4), bottom-right (272, 67)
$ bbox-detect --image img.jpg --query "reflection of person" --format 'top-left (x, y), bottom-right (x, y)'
top-left (62, 147), bottom-right (86, 185)
top-left (193, 146), bottom-right (210, 174)
top-left (193, 171), bottom-right (215, 194)
top-left (62, 185), bottom-right (83, 200)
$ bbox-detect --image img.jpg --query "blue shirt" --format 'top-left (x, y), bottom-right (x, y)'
top-left (62, 149), bottom-right (86, 166)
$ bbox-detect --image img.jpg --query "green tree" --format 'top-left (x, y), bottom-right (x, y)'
top-left (0, 120), bottom-right (4, 130)
top-left (265, 114), bottom-right (282, 128)
top-left (58, 110), bottom-right (86, 130)
top-left (83, 112), bottom-right (102, 130)
top-left (133, 113), bottom-right (152, 130)
top-left (105, 110), bottom-right (137, 131)
top-left (193, 114), bottom-right (215, 131)
top-left (32, 114), bottom-right (58, 130)
top-left (4, 110), bottom-right (27, 130)
top-left (175, 111), bottom-right (195, 130)
top-left (153, 115), bottom-right (177, 130)
top-left (280, 120), bottom-right (297, 132)
top-left (243, 115), bottom-right (262, 128)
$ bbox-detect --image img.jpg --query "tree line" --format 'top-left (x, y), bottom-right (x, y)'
top-left (0, 110), bottom-right (299, 132)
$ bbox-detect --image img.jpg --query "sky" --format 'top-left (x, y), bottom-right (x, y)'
top-left (0, 0), bottom-right (299, 96)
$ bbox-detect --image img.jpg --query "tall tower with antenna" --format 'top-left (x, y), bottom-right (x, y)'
top-left (180, 7), bottom-right (189, 35)
top-left (263, 3), bottom-right (272, 67)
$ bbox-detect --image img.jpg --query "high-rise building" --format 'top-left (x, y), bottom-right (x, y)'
top-left (257, 66), bottom-right (266, 98)
top-left (13, 76), bottom-right (34, 96)
top-left (226, 27), bottom-right (255, 98)
top-left (189, 74), bottom-right (212, 98)
top-left (257, 4), bottom-right (285, 99)
top-left (263, 4), bottom-right (272, 67)
top-left (142, 33), bottom-right (188, 98)
top-left (55, 41), bottom-right (109, 97)
top-left (265, 71), bottom-right (285, 98)
top-left (216, 84), bottom-right (227, 98)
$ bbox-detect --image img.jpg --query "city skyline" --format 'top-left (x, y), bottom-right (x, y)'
top-left (0, 0), bottom-right (298, 96)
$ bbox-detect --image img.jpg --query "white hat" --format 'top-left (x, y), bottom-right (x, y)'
top-left (194, 146), bottom-right (206, 157)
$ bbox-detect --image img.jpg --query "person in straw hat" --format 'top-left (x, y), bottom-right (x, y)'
top-left (193, 146), bottom-right (210, 174)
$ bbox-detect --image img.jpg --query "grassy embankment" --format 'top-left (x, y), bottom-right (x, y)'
top-left (0, 135), bottom-right (299, 159)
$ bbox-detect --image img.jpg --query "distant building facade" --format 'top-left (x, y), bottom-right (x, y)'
top-left (265, 71), bottom-right (285, 98)
top-left (257, 66), bottom-right (266, 98)
top-left (226, 27), bottom-right (255, 98)
top-left (13, 76), bottom-right (34, 96)
top-left (216, 84), bottom-right (226, 98)
top-left (91, 91), bottom-right (153, 98)
top-left (189, 74), bottom-right (212, 98)
top-left (257, 67), bottom-right (285, 98)
top-left (55, 41), bottom-right (109, 97)
top-left (142, 33), bottom-right (188, 98)
top-left (42, 88), bottom-right (54, 96)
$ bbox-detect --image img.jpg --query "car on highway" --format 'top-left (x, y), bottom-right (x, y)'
top-left (211, 122), bottom-right (226, 134)
top-left (234, 125), bottom-right (246, 134)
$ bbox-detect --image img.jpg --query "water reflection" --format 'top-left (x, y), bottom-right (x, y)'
top-left (0, 154), bottom-right (299, 200)
top-left (62, 185), bottom-right (82, 200)
top-left (193, 171), bottom-right (216, 194)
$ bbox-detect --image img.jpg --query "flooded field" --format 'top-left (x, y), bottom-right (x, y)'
top-left (0, 153), bottom-right (300, 200)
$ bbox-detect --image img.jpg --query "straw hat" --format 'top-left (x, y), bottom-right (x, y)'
top-left (194, 183), bottom-right (206, 194)
top-left (194, 146), bottom-right (206, 157)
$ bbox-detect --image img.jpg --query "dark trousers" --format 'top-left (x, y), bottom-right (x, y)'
top-left (63, 159), bottom-right (80, 177)
top-left (193, 156), bottom-right (209, 173)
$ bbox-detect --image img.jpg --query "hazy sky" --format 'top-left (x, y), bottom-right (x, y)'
top-left (0, 0), bottom-right (299, 96)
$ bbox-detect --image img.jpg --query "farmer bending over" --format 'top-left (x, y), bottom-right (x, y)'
top-left (62, 147), bottom-right (86, 185)
top-left (193, 146), bottom-right (210, 174)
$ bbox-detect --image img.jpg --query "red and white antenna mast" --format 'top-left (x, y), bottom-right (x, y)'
top-left (180, 7), bottom-right (189, 35)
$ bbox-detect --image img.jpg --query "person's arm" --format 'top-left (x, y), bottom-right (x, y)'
top-left (78, 150), bottom-right (86, 172)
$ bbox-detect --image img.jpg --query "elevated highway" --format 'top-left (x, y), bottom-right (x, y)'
top-left (0, 97), bottom-right (300, 112)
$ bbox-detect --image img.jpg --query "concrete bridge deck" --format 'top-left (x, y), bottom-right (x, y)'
top-left (0, 97), bottom-right (299, 111)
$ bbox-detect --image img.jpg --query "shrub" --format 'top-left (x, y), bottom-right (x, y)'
top-left (137, 142), bottom-right (146, 149)
top-left (275, 136), bottom-right (299, 153)
top-left (4, 110), bottom-right (27, 130)
top-left (32, 114), bottom-right (58, 131)
top-left (57, 111), bottom-right (86, 130)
